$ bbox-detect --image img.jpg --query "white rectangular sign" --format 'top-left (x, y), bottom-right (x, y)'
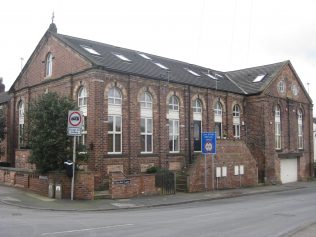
top-left (67, 127), bottom-right (82, 136)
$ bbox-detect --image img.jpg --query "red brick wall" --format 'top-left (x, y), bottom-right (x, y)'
top-left (187, 140), bottom-right (258, 192)
top-left (0, 168), bottom-right (94, 200)
top-left (109, 172), bottom-right (158, 199)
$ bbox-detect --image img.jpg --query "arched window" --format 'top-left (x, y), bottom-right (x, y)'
top-left (140, 92), bottom-right (153, 153)
top-left (298, 109), bottom-right (303, 149)
top-left (108, 87), bottom-right (122, 105)
top-left (169, 95), bottom-right (179, 111)
top-left (18, 101), bottom-right (25, 148)
top-left (275, 105), bottom-right (281, 149)
top-left (233, 104), bottom-right (241, 139)
top-left (45, 53), bottom-right (53, 77)
top-left (77, 87), bottom-right (88, 146)
top-left (140, 92), bottom-right (152, 109)
top-left (78, 87), bottom-right (87, 108)
top-left (193, 99), bottom-right (202, 151)
top-left (108, 87), bottom-right (122, 153)
top-left (214, 101), bottom-right (223, 138)
top-left (193, 99), bottom-right (202, 113)
top-left (168, 95), bottom-right (179, 152)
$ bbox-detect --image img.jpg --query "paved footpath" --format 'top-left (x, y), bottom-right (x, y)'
top-left (0, 181), bottom-right (315, 212)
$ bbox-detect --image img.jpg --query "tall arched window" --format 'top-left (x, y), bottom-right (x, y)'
top-left (18, 101), bottom-right (25, 148)
top-left (275, 105), bottom-right (281, 149)
top-left (108, 87), bottom-right (122, 153)
top-left (78, 87), bottom-right (88, 146)
top-left (298, 109), bottom-right (303, 149)
top-left (193, 99), bottom-right (202, 151)
top-left (45, 53), bottom-right (53, 77)
top-left (233, 104), bottom-right (241, 139)
top-left (214, 101), bottom-right (222, 139)
top-left (140, 92), bottom-right (153, 153)
top-left (168, 95), bottom-right (179, 152)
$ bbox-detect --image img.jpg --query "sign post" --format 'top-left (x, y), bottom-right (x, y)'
top-left (67, 111), bottom-right (83, 200)
top-left (202, 132), bottom-right (216, 191)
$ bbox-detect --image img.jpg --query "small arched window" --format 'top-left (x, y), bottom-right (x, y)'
top-left (169, 95), bottom-right (179, 111)
top-left (45, 53), bottom-right (53, 77)
top-left (275, 105), bottom-right (281, 149)
top-left (108, 87), bottom-right (122, 105)
top-left (140, 92), bottom-right (152, 109)
top-left (18, 101), bottom-right (25, 148)
top-left (78, 87), bottom-right (87, 108)
top-left (214, 101), bottom-right (222, 116)
top-left (233, 105), bottom-right (240, 117)
top-left (233, 104), bottom-right (241, 139)
top-left (193, 99), bottom-right (202, 113)
top-left (298, 109), bottom-right (303, 149)
top-left (214, 101), bottom-right (223, 138)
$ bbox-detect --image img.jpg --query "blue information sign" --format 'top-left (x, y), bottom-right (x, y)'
top-left (202, 132), bottom-right (216, 154)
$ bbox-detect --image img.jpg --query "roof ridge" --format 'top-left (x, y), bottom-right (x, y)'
top-left (225, 60), bottom-right (289, 73)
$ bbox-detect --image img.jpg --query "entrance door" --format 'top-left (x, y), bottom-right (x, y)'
top-left (280, 158), bottom-right (298, 183)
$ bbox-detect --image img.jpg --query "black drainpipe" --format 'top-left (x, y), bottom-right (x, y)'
top-left (287, 98), bottom-right (291, 150)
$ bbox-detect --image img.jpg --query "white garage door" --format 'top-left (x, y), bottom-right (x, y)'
top-left (280, 158), bottom-right (297, 184)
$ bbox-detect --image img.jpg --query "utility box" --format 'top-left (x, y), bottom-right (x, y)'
top-left (48, 183), bottom-right (55, 198)
top-left (55, 184), bottom-right (62, 199)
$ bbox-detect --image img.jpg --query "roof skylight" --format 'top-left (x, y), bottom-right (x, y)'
top-left (154, 62), bottom-right (169, 70)
top-left (185, 68), bottom-right (200, 77)
top-left (81, 45), bottom-right (101, 55)
top-left (204, 73), bottom-right (218, 80)
top-left (138, 53), bottom-right (152, 60)
top-left (113, 53), bottom-right (131, 62)
top-left (215, 73), bottom-right (223, 78)
top-left (253, 74), bottom-right (266, 83)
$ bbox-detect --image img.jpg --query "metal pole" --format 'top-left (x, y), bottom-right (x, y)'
top-left (212, 154), bottom-right (215, 191)
top-left (204, 154), bottom-right (207, 191)
top-left (71, 136), bottom-right (76, 200)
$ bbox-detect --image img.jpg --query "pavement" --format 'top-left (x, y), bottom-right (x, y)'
top-left (1, 181), bottom-right (316, 236)
top-left (0, 181), bottom-right (315, 212)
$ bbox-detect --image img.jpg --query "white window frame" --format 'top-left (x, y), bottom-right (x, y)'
top-left (140, 92), bottom-right (152, 109)
top-left (275, 106), bottom-right (281, 150)
top-left (169, 119), bottom-right (179, 153)
top-left (278, 80), bottom-right (285, 93)
top-left (77, 87), bottom-right (88, 146)
top-left (214, 101), bottom-right (223, 139)
top-left (108, 115), bottom-right (122, 154)
top-left (18, 101), bottom-right (25, 148)
top-left (141, 117), bottom-right (153, 153)
top-left (45, 53), bottom-right (53, 77)
top-left (193, 99), bottom-right (202, 113)
top-left (298, 110), bottom-right (303, 149)
top-left (108, 87), bottom-right (122, 105)
top-left (233, 104), bottom-right (241, 139)
top-left (169, 95), bottom-right (179, 111)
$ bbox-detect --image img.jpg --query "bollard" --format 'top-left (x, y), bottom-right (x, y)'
top-left (55, 184), bottom-right (62, 199)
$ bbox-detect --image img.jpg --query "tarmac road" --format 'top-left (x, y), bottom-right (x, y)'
top-left (0, 181), bottom-right (316, 236)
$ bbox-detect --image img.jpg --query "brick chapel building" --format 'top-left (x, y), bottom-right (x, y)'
top-left (0, 23), bottom-right (313, 192)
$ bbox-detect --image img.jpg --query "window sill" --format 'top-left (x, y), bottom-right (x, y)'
top-left (139, 153), bottom-right (159, 157)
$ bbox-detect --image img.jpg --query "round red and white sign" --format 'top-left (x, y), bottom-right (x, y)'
top-left (68, 111), bottom-right (82, 127)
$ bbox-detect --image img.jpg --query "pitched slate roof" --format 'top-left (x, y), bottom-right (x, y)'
top-left (55, 33), bottom-right (248, 94)
top-left (0, 92), bottom-right (10, 104)
top-left (225, 61), bottom-right (288, 95)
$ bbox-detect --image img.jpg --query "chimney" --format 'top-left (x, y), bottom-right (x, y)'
top-left (0, 78), bottom-right (5, 93)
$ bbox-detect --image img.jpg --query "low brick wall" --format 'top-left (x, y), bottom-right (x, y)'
top-left (0, 167), bottom-right (94, 200)
top-left (109, 172), bottom-right (159, 199)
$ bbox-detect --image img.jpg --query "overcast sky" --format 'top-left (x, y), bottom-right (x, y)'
top-left (1, 0), bottom-right (315, 113)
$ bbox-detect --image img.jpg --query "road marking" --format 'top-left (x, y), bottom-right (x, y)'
top-left (41, 223), bottom-right (134, 236)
